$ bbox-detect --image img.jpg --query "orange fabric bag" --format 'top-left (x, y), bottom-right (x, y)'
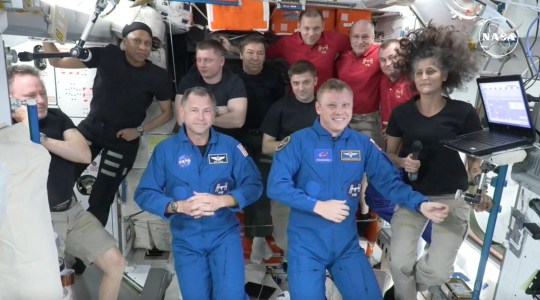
top-left (335, 9), bottom-right (371, 35)
top-left (207, 0), bottom-right (270, 31)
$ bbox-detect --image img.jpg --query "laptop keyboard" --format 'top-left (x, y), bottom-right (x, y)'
top-left (444, 129), bottom-right (533, 156)
top-left (469, 131), bottom-right (523, 146)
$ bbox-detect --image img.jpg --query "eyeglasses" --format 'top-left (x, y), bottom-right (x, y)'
top-left (127, 38), bottom-right (152, 49)
top-left (351, 34), bottom-right (373, 41)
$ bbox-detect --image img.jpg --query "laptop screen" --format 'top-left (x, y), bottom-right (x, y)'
top-left (477, 78), bottom-right (532, 129)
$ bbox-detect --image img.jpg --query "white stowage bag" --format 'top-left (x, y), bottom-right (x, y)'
top-left (0, 124), bottom-right (63, 300)
top-left (105, 0), bottom-right (166, 43)
top-left (0, 163), bottom-right (7, 230)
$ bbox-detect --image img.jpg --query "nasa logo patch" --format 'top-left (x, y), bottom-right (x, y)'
top-left (177, 155), bottom-right (191, 168)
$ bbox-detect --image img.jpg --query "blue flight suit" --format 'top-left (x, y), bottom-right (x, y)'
top-left (267, 119), bottom-right (428, 299)
top-left (135, 127), bottom-right (262, 300)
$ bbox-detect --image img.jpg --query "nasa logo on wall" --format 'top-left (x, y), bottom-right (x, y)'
top-left (477, 16), bottom-right (518, 59)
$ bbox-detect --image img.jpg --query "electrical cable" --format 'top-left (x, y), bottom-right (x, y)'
top-left (525, 15), bottom-right (540, 78)
top-left (529, 0), bottom-right (540, 50)
top-left (165, 3), bottom-right (178, 93)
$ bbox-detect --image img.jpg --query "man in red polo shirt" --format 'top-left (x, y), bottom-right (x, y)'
top-left (220, 9), bottom-right (350, 91)
top-left (336, 20), bottom-right (384, 147)
top-left (378, 39), bottom-right (415, 142)
top-left (266, 9), bottom-right (350, 90)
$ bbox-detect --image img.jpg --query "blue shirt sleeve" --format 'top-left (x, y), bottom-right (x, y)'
top-left (227, 143), bottom-right (263, 212)
top-left (267, 137), bottom-right (318, 212)
top-left (134, 144), bottom-right (176, 220)
top-left (363, 140), bottom-right (428, 212)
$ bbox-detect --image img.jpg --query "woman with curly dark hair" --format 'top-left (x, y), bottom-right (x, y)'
top-left (384, 23), bottom-right (493, 299)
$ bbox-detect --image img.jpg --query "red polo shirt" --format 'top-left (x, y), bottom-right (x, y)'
top-left (267, 31), bottom-right (350, 91)
top-left (379, 76), bottom-right (415, 127)
top-left (336, 44), bottom-right (382, 115)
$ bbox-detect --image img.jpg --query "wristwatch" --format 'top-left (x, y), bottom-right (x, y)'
top-left (39, 132), bottom-right (47, 143)
top-left (169, 201), bottom-right (178, 213)
top-left (136, 125), bottom-right (144, 136)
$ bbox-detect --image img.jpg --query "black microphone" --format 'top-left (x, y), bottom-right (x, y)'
top-left (408, 140), bottom-right (422, 182)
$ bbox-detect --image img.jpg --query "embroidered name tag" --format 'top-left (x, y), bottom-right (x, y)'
top-left (341, 150), bottom-right (361, 162)
top-left (209, 154), bottom-right (228, 164)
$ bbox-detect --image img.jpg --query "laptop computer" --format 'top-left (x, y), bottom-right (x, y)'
top-left (442, 75), bottom-right (536, 157)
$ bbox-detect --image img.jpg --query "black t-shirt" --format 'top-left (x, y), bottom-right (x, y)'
top-left (260, 95), bottom-right (318, 140)
top-left (386, 96), bottom-right (482, 195)
top-left (228, 62), bottom-right (286, 131)
top-left (177, 68), bottom-right (247, 107)
top-left (82, 44), bottom-right (173, 131)
top-left (40, 108), bottom-right (77, 209)
top-left (177, 68), bottom-right (247, 135)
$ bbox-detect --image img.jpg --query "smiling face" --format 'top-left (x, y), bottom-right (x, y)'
top-left (350, 21), bottom-right (374, 56)
top-left (180, 93), bottom-right (216, 139)
top-left (316, 88), bottom-right (353, 136)
top-left (291, 72), bottom-right (317, 103)
top-left (10, 74), bottom-right (48, 120)
top-left (298, 16), bottom-right (324, 46)
top-left (240, 42), bottom-right (265, 75)
top-left (413, 57), bottom-right (447, 96)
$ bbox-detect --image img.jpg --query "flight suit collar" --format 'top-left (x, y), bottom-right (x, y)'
top-left (312, 118), bottom-right (351, 140)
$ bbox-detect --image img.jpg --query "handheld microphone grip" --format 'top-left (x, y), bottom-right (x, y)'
top-left (408, 140), bottom-right (422, 182)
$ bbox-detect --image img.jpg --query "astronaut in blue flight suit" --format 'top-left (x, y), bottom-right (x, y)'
top-left (267, 79), bottom-right (449, 299)
top-left (135, 87), bottom-right (262, 300)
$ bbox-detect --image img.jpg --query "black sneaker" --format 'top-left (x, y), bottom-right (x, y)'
top-left (72, 257), bottom-right (86, 275)
top-left (383, 285), bottom-right (395, 300)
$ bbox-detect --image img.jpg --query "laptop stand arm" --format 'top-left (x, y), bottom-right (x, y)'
top-left (455, 161), bottom-right (495, 205)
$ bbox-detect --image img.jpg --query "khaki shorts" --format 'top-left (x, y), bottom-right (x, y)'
top-left (51, 202), bottom-right (118, 265)
top-left (349, 112), bottom-right (383, 148)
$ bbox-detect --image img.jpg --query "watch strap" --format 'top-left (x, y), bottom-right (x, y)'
top-left (169, 201), bottom-right (178, 213)
top-left (137, 125), bottom-right (144, 136)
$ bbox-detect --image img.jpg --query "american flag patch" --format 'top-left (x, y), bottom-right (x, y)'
top-left (237, 144), bottom-right (248, 157)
